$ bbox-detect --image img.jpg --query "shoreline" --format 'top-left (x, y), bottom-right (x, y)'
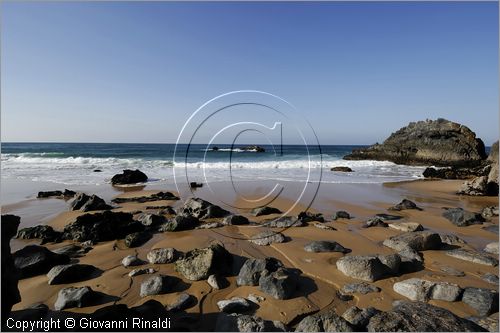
top-left (3, 175), bottom-right (498, 330)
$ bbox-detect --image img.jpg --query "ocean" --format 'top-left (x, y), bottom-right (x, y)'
top-left (1, 142), bottom-right (428, 186)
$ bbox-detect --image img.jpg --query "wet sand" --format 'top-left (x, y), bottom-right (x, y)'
top-left (5, 178), bottom-right (499, 330)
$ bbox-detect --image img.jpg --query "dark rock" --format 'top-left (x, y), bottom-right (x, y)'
top-left (215, 313), bottom-right (286, 332)
top-left (332, 211), bottom-right (350, 220)
top-left (442, 207), bottom-right (485, 227)
top-left (47, 263), bottom-right (99, 285)
top-left (304, 241), bottom-right (350, 253)
top-left (486, 141), bottom-right (499, 195)
top-left (93, 169), bottom-right (102, 172)
top-left (160, 215), bottom-right (199, 231)
top-left (342, 306), bottom-right (380, 328)
top-left (241, 145), bottom-right (265, 152)
top-left (389, 199), bottom-right (422, 211)
top-left (147, 248), bottom-right (178, 264)
top-left (363, 217), bottom-right (388, 228)
top-left (223, 215), bottom-right (249, 225)
top-left (251, 206), bottom-right (282, 217)
top-left (482, 273), bottom-right (499, 285)
top-left (37, 190), bottom-right (63, 198)
top-left (80, 195), bottom-right (112, 212)
top-left (237, 257), bottom-right (283, 286)
top-left (13, 245), bottom-right (70, 278)
top-left (158, 206), bottom-right (177, 215)
top-left (331, 166), bottom-right (353, 172)
top-left (111, 169), bottom-right (148, 185)
top-left (212, 146), bottom-right (219, 151)
top-left (124, 231), bottom-right (152, 248)
top-left (167, 293), bottom-right (195, 311)
top-left (462, 288), bottom-right (499, 316)
top-left (439, 233), bottom-right (467, 246)
top-left (258, 267), bottom-right (298, 300)
top-left (62, 211), bottom-right (144, 242)
top-left (1, 214), bottom-right (21, 318)
top-left (217, 297), bottom-right (253, 313)
top-left (53, 244), bottom-right (91, 258)
top-left (16, 225), bottom-right (62, 244)
top-left (249, 230), bottom-right (285, 246)
top-left (63, 189), bottom-right (76, 197)
top-left (296, 310), bottom-right (353, 332)
top-left (263, 216), bottom-right (305, 228)
top-left (378, 253), bottom-right (401, 274)
top-left (139, 275), bottom-right (175, 297)
top-left (341, 282), bottom-right (380, 295)
top-left (54, 286), bottom-right (97, 311)
top-left (174, 243), bottom-right (232, 281)
top-left (483, 225), bottom-right (499, 234)
top-left (297, 211), bottom-right (325, 223)
top-left (367, 300), bottom-right (485, 331)
top-left (446, 248), bottom-right (498, 266)
top-left (189, 182), bottom-right (203, 188)
top-left (375, 213), bottom-right (403, 220)
top-left (383, 231), bottom-right (442, 251)
top-left (343, 119), bottom-right (487, 167)
top-left (137, 213), bottom-right (166, 228)
top-left (112, 191), bottom-right (179, 203)
top-left (179, 198), bottom-right (230, 219)
top-left (423, 165), bottom-right (489, 179)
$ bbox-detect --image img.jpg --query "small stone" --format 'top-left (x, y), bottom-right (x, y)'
top-left (122, 255), bottom-right (145, 267)
top-left (258, 268), bottom-right (298, 300)
top-left (440, 266), bottom-right (465, 277)
top-left (363, 217), bottom-right (388, 228)
top-left (439, 234), bottom-right (467, 246)
top-left (249, 230), bottom-right (285, 246)
top-left (332, 211), bottom-right (350, 220)
top-left (217, 297), bottom-right (252, 313)
top-left (389, 199), bottom-right (422, 211)
top-left (314, 223), bottom-right (336, 231)
top-left (167, 293), bottom-right (194, 311)
top-left (223, 215), bottom-right (250, 225)
top-left (341, 282), bottom-right (380, 295)
top-left (342, 306), bottom-right (380, 328)
top-left (393, 278), bottom-right (434, 301)
top-left (247, 294), bottom-right (265, 303)
top-left (484, 242), bottom-right (499, 255)
top-left (251, 206), bottom-right (282, 217)
top-left (54, 286), bottom-right (96, 311)
top-left (207, 274), bottom-right (225, 290)
top-left (304, 241), bottom-right (350, 253)
top-left (128, 268), bottom-right (156, 277)
top-left (431, 282), bottom-right (462, 301)
top-left (147, 248), bottom-right (178, 264)
top-left (388, 222), bottom-right (424, 232)
top-left (140, 275), bottom-right (173, 297)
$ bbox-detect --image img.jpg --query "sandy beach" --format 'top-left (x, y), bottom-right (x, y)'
top-left (4, 177), bottom-right (498, 331)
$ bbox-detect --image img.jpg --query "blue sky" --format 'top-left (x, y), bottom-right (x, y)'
top-left (1, 1), bottom-right (498, 145)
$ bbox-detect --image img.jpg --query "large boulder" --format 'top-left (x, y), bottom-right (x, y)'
top-left (237, 257), bottom-right (283, 286)
top-left (70, 193), bottom-right (112, 212)
top-left (174, 243), bottom-right (232, 281)
top-left (382, 231), bottom-right (442, 251)
top-left (62, 211), bottom-right (144, 243)
top-left (367, 301), bottom-right (485, 331)
top-left (1, 215), bottom-right (21, 319)
top-left (486, 141), bottom-right (499, 195)
top-left (393, 278), bottom-right (461, 302)
top-left (423, 165), bottom-right (489, 179)
top-left (215, 313), bottom-right (286, 332)
top-left (343, 119), bottom-right (487, 167)
top-left (16, 225), bottom-right (62, 244)
top-left (13, 245), bottom-right (70, 278)
top-left (111, 169), bottom-right (148, 185)
top-left (179, 198), bottom-right (230, 219)
top-left (296, 311), bottom-right (353, 332)
top-left (47, 264), bottom-right (100, 285)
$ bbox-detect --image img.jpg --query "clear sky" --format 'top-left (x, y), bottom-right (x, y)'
top-left (1, 1), bottom-right (498, 145)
